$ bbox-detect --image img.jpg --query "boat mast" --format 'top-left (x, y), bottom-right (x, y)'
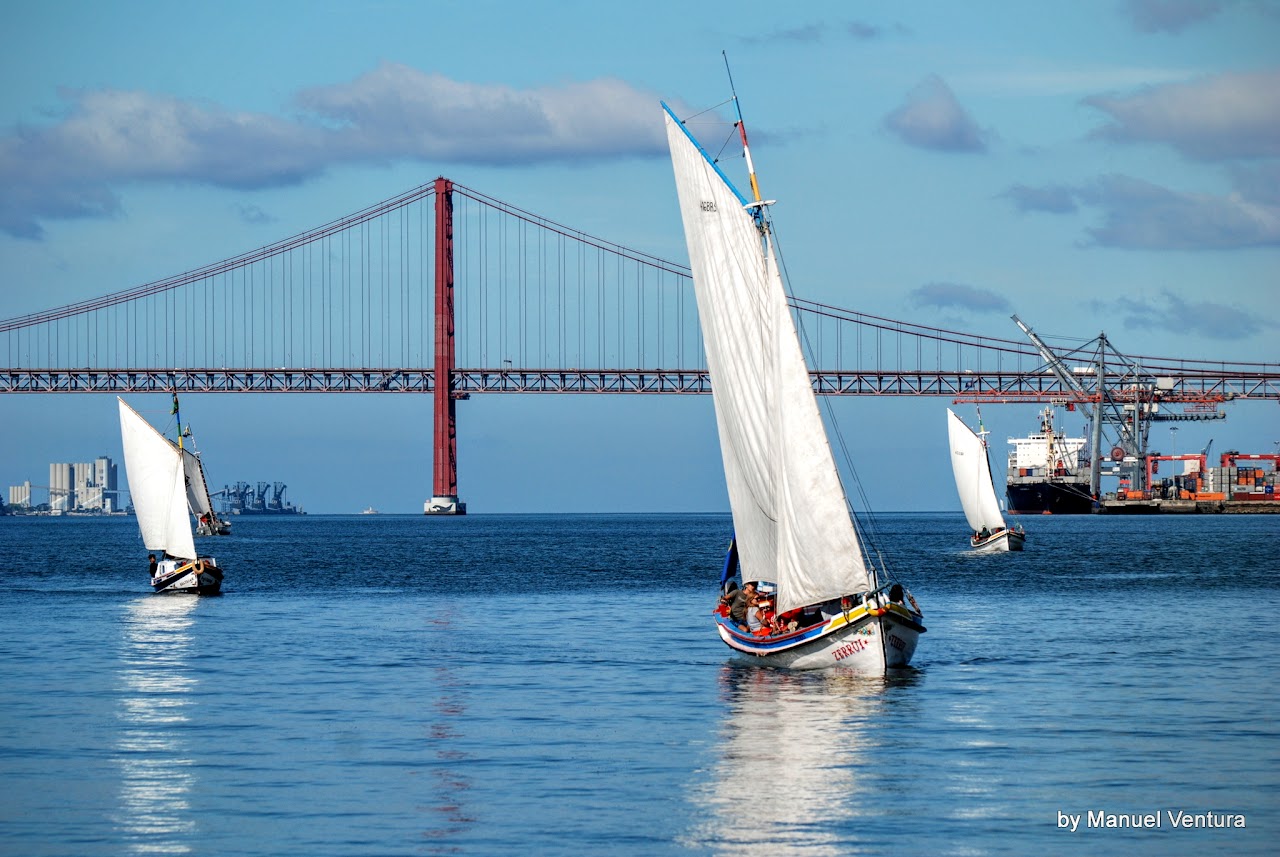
top-left (724, 52), bottom-right (762, 207)
top-left (171, 392), bottom-right (184, 451)
top-left (976, 407), bottom-right (995, 476)
top-left (723, 51), bottom-right (775, 234)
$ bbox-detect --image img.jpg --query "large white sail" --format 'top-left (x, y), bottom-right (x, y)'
top-left (665, 106), bottom-right (870, 616)
top-left (119, 398), bottom-right (197, 561)
top-left (947, 408), bottom-right (1007, 533)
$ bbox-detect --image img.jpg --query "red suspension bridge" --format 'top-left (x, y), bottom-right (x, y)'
top-left (3, 178), bottom-right (1277, 511)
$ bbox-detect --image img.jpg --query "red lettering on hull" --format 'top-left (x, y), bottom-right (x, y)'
top-left (832, 638), bottom-right (869, 661)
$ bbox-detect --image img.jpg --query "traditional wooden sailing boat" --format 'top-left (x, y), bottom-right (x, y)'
top-left (947, 408), bottom-right (1026, 552)
top-left (118, 398), bottom-right (225, 594)
top-left (664, 96), bottom-right (925, 671)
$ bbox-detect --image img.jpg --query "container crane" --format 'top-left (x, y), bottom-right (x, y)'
top-left (1004, 316), bottom-right (1228, 494)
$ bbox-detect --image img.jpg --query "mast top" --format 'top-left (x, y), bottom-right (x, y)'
top-left (723, 51), bottom-right (765, 208)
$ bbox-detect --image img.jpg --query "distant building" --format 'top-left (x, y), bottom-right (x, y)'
top-left (74, 462), bottom-right (93, 509)
top-left (34, 457), bottom-right (118, 513)
top-left (49, 462), bottom-right (72, 512)
top-left (80, 456), bottom-right (118, 512)
top-left (8, 481), bottom-right (32, 508)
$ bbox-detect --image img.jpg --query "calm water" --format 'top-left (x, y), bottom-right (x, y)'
top-left (1, 512), bottom-right (1276, 856)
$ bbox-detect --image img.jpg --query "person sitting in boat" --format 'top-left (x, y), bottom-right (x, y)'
top-left (147, 554), bottom-right (158, 578)
top-left (716, 580), bottom-right (740, 617)
top-left (728, 581), bottom-right (757, 632)
top-left (750, 599), bottom-right (782, 637)
top-left (776, 608), bottom-right (802, 633)
top-left (978, 526), bottom-right (990, 540)
top-left (747, 597), bottom-right (773, 634)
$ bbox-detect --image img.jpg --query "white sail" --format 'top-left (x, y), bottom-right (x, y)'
top-left (665, 107), bottom-right (870, 616)
top-left (119, 398), bottom-right (197, 560)
top-left (178, 446), bottom-right (214, 519)
top-left (947, 408), bottom-right (1007, 533)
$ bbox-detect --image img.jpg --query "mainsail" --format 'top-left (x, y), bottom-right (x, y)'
top-left (947, 408), bottom-right (1007, 533)
top-left (664, 104), bottom-right (870, 616)
top-left (119, 398), bottom-right (197, 561)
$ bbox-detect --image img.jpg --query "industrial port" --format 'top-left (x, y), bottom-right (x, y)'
top-left (976, 318), bottom-right (1279, 516)
top-left (1004, 408), bottom-right (1277, 516)
top-left (1099, 451), bottom-right (1278, 514)
top-left (4, 462), bottom-right (304, 516)
top-left (218, 482), bottom-right (305, 515)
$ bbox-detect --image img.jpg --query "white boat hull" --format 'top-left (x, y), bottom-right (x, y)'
top-left (971, 528), bottom-right (1026, 553)
top-left (195, 518), bottom-right (231, 536)
top-left (717, 598), bottom-right (924, 672)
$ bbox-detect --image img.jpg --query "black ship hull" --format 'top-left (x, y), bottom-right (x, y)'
top-left (1007, 482), bottom-right (1095, 515)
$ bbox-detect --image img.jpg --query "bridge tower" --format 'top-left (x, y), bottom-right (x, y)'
top-left (425, 177), bottom-right (467, 515)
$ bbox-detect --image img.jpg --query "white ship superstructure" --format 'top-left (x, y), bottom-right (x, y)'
top-left (1006, 407), bottom-right (1093, 514)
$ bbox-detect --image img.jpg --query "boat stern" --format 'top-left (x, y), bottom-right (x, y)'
top-left (971, 528), bottom-right (1026, 552)
top-left (152, 558), bottom-right (223, 595)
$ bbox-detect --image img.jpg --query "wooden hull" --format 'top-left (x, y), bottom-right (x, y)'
top-left (716, 595), bottom-right (925, 672)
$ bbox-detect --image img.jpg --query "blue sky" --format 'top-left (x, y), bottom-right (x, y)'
top-left (1, 0), bottom-right (1277, 514)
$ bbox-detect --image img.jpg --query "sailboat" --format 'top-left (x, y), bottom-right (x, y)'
top-left (118, 398), bottom-right (225, 594)
top-left (947, 408), bottom-right (1026, 552)
top-left (664, 96), bottom-right (925, 672)
top-left (170, 394), bottom-right (231, 537)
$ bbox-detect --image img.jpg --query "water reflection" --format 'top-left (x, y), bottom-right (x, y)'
top-left (687, 665), bottom-right (902, 856)
top-left (421, 613), bottom-right (476, 851)
top-left (112, 596), bottom-right (199, 854)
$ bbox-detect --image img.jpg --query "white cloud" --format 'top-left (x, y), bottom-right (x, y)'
top-left (1001, 184), bottom-right (1079, 214)
top-left (0, 65), bottom-right (667, 240)
top-left (1085, 68), bottom-right (1280, 160)
top-left (296, 64), bottom-right (664, 164)
top-left (1112, 290), bottom-right (1264, 339)
top-left (1079, 173), bottom-right (1280, 249)
top-left (1122, 0), bottom-right (1226, 34)
top-left (1002, 172), bottom-right (1280, 250)
top-left (909, 282), bottom-right (1011, 313)
top-left (882, 75), bottom-right (989, 153)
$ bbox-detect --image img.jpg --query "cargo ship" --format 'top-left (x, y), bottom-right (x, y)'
top-left (1006, 407), bottom-right (1094, 514)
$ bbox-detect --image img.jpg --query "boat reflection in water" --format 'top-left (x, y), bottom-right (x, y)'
top-left (685, 664), bottom-right (909, 856)
top-left (112, 596), bottom-right (200, 852)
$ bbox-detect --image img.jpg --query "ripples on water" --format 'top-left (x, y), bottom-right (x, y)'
top-left (0, 512), bottom-right (1276, 856)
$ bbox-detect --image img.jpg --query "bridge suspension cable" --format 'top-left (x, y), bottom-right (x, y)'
top-left (1, 178), bottom-right (1275, 403)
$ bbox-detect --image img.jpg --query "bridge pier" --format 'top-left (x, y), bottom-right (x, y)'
top-left (426, 177), bottom-right (466, 516)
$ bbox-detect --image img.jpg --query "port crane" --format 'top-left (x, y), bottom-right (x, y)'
top-left (956, 315), bottom-right (1229, 497)
top-left (216, 480), bottom-right (298, 514)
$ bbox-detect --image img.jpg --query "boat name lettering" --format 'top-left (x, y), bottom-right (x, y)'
top-left (887, 633), bottom-right (906, 652)
top-left (832, 639), bottom-right (869, 661)
top-left (700, 201), bottom-right (717, 212)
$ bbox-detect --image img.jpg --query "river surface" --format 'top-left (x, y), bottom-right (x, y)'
top-left (1, 512), bottom-right (1276, 855)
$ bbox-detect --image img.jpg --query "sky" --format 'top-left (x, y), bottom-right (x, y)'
top-left (1, 0), bottom-right (1277, 515)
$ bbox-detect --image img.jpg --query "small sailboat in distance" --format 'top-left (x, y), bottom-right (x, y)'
top-left (947, 408), bottom-right (1026, 552)
top-left (119, 398), bottom-right (225, 594)
top-left (664, 87), bottom-right (925, 672)
top-left (170, 393), bottom-right (231, 537)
